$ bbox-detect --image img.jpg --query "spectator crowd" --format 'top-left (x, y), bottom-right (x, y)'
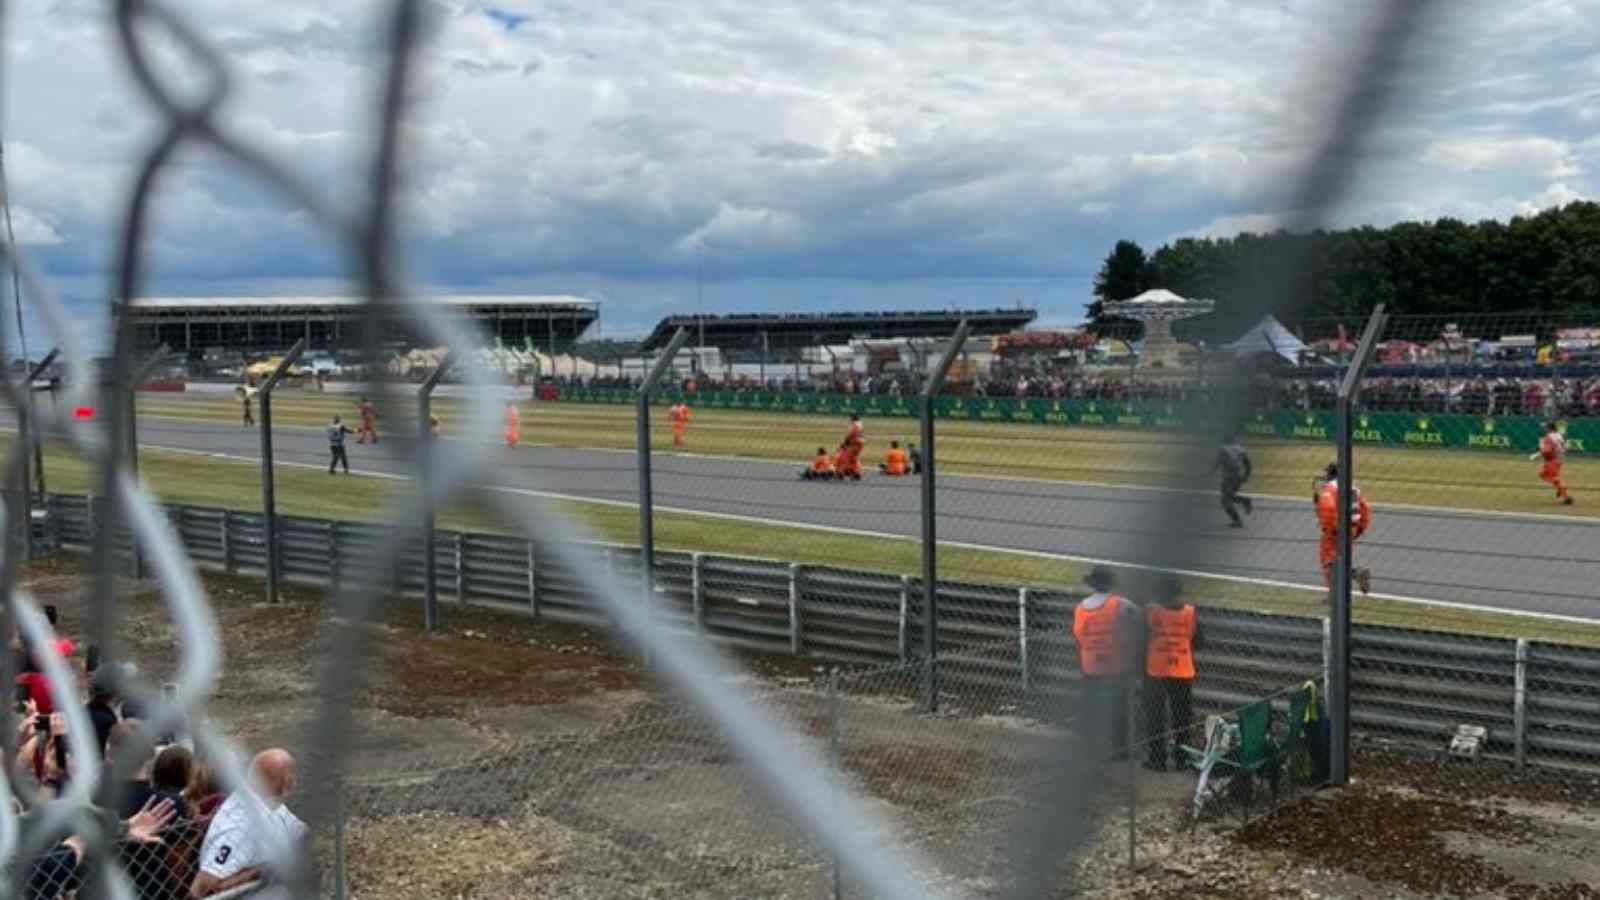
top-left (10, 606), bottom-right (306, 899)
top-left (554, 368), bottom-right (1600, 419)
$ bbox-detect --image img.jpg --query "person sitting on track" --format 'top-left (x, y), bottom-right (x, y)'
top-left (800, 447), bottom-right (835, 481)
top-left (833, 442), bottom-right (863, 481)
top-left (879, 440), bottom-right (909, 476)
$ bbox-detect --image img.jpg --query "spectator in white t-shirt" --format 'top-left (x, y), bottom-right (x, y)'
top-left (191, 748), bottom-right (307, 899)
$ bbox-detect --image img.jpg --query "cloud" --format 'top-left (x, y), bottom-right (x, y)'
top-left (1422, 136), bottom-right (1580, 180)
top-left (3, 0), bottom-right (1596, 335)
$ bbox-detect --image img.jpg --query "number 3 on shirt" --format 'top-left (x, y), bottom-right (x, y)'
top-left (214, 845), bottom-right (232, 865)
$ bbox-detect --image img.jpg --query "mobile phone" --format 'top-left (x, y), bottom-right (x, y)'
top-left (34, 715), bottom-right (47, 736)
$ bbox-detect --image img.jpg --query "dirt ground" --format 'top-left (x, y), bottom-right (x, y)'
top-left (23, 554), bottom-right (1600, 899)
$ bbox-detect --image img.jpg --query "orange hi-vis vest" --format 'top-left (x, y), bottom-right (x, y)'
top-left (884, 448), bottom-right (907, 475)
top-left (1072, 594), bottom-right (1127, 676)
top-left (1145, 604), bottom-right (1196, 679)
top-left (1542, 432), bottom-right (1567, 463)
top-left (811, 454), bottom-right (832, 473)
top-left (1316, 481), bottom-right (1370, 537)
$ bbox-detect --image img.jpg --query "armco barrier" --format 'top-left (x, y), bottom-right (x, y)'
top-left (553, 386), bottom-right (1596, 454)
top-left (35, 493), bottom-right (1600, 776)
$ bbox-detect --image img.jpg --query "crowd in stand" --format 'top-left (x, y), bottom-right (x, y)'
top-left (553, 368), bottom-right (1600, 418)
top-left (12, 608), bottom-right (305, 899)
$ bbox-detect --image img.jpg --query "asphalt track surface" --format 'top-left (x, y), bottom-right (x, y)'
top-left (107, 417), bottom-right (1600, 620)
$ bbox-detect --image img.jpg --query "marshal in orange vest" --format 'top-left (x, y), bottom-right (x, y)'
top-left (1144, 604), bottom-right (1196, 680)
top-left (1072, 595), bottom-right (1129, 675)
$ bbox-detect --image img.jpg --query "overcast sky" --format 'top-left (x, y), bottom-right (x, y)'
top-left (4, 0), bottom-right (1596, 343)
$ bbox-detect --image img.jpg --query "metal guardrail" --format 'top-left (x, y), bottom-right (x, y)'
top-left (33, 492), bottom-right (1600, 777)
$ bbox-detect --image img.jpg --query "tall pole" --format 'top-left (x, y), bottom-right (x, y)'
top-left (1330, 305), bottom-right (1386, 787)
top-left (24, 351), bottom-right (56, 498)
top-left (124, 344), bottom-right (168, 580)
top-left (259, 339), bottom-right (307, 604)
top-left (639, 328), bottom-right (691, 628)
top-left (920, 320), bottom-right (971, 713)
top-left (697, 254), bottom-right (706, 351)
top-left (418, 350), bottom-right (455, 631)
top-left (16, 349), bottom-right (58, 563)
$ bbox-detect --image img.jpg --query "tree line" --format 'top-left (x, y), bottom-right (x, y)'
top-left (1090, 201), bottom-right (1600, 342)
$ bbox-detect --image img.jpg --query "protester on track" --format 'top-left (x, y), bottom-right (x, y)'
top-left (1315, 462), bottom-right (1371, 593)
top-left (504, 402), bottom-right (520, 449)
top-left (355, 397), bottom-right (379, 445)
top-left (801, 447), bottom-right (835, 480)
top-left (668, 401), bottom-right (691, 449)
top-left (1531, 421), bottom-right (1574, 505)
top-left (879, 441), bottom-right (909, 476)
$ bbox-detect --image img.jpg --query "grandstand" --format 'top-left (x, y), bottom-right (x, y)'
top-left (640, 308), bottom-right (1037, 360)
top-left (119, 295), bottom-right (599, 355)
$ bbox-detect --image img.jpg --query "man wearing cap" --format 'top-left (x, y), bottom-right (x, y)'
top-left (1072, 565), bottom-right (1144, 758)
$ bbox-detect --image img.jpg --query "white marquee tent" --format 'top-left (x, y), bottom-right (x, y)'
top-left (1227, 316), bottom-right (1306, 362)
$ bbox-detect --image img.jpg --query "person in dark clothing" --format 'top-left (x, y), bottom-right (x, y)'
top-left (328, 415), bottom-right (353, 474)
top-left (86, 670), bottom-right (120, 758)
top-left (906, 443), bottom-right (923, 475)
top-left (1214, 430), bottom-right (1254, 527)
top-left (1142, 574), bottom-right (1205, 771)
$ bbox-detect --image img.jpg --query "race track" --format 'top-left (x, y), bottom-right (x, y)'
top-left (124, 416), bottom-right (1600, 620)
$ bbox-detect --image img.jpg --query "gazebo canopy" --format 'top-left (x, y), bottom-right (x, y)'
top-left (1227, 316), bottom-right (1306, 362)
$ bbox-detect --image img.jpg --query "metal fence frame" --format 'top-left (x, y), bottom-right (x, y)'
top-left (34, 492), bottom-right (1600, 778)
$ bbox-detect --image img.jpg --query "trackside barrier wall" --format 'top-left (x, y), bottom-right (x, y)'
top-left (553, 386), bottom-right (1597, 455)
top-left (35, 493), bottom-right (1600, 777)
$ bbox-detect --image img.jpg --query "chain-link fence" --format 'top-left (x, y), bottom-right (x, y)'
top-left (11, 0), bottom-right (1600, 897)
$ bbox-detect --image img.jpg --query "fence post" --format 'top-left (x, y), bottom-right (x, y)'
top-left (417, 351), bottom-right (455, 631)
top-left (221, 509), bottom-right (234, 574)
top-left (691, 552), bottom-right (706, 637)
top-left (1321, 616), bottom-right (1331, 694)
top-left (788, 563), bottom-right (803, 656)
top-left (527, 539), bottom-right (540, 620)
top-left (898, 575), bottom-right (911, 662)
top-left (829, 667), bottom-right (842, 900)
top-left (259, 338), bottom-right (307, 605)
top-left (333, 778), bottom-right (347, 900)
top-left (919, 320), bottom-right (971, 713)
top-left (15, 350), bottom-right (58, 566)
top-left (1330, 305), bottom-right (1386, 788)
top-left (45, 493), bottom-right (60, 553)
top-left (1019, 587), bottom-right (1031, 694)
top-left (328, 520), bottom-right (340, 593)
top-left (454, 532), bottom-right (466, 604)
top-left (1514, 638), bottom-right (1529, 770)
top-left (638, 327), bottom-right (692, 635)
top-left (22, 351), bottom-right (58, 522)
top-left (1127, 675), bottom-right (1138, 874)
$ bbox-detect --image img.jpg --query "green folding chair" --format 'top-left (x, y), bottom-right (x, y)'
top-left (1183, 699), bottom-right (1277, 825)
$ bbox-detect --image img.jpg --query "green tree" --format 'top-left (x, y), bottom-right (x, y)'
top-left (1089, 239), bottom-right (1153, 327)
top-left (1094, 200), bottom-right (1600, 338)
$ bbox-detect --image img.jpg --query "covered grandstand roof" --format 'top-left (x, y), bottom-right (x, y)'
top-left (121, 295), bottom-right (598, 353)
top-left (125, 295), bottom-right (595, 310)
top-left (641, 308), bottom-right (1037, 351)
